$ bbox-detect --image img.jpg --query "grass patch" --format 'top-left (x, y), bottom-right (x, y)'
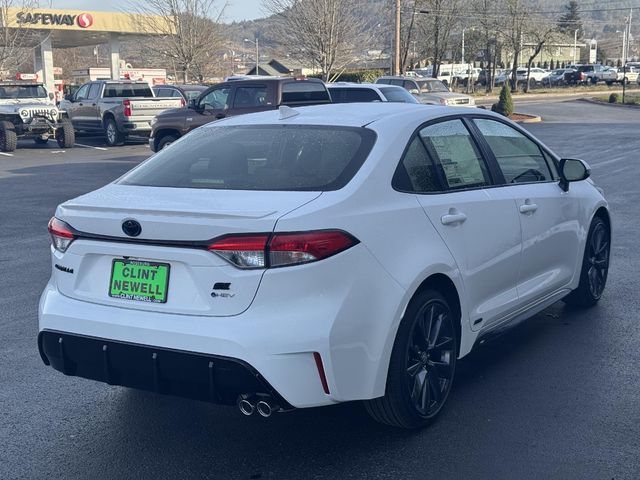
top-left (594, 93), bottom-right (640, 105)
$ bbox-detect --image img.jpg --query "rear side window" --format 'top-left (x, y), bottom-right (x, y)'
top-left (329, 88), bottom-right (381, 103)
top-left (393, 136), bottom-right (440, 192)
top-left (103, 83), bottom-right (153, 98)
top-left (474, 118), bottom-right (553, 183)
top-left (233, 86), bottom-right (268, 108)
top-left (419, 120), bottom-right (490, 190)
top-left (118, 125), bottom-right (376, 191)
top-left (379, 87), bottom-right (418, 103)
top-left (281, 82), bottom-right (330, 104)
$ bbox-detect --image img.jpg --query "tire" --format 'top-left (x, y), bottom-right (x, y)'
top-left (365, 289), bottom-right (458, 428)
top-left (34, 137), bottom-right (49, 145)
top-left (104, 118), bottom-right (125, 147)
top-left (564, 216), bottom-right (610, 308)
top-left (55, 118), bottom-right (75, 148)
top-left (605, 81), bottom-right (613, 86)
top-left (0, 120), bottom-right (17, 152)
top-left (157, 135), bottom-right (177, 150)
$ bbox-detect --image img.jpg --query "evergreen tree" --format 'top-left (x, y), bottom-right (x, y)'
top-left (557, 1), bottom-right (583, 39)
top-left (495, 84), bottom-right (514, 117)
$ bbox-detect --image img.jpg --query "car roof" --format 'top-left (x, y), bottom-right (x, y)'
top-left (211, 102), bottom-right (484, 130)
top-left (327, 83), bottom-right (405, 90)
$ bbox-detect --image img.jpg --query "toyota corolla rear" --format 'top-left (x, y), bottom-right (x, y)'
top-left (38, 116), bottom-right (405, 412)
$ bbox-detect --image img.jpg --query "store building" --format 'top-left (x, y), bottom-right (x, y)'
top-left (2, 8), bottom-right (169, 93)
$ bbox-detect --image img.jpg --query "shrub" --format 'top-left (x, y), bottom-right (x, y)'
top-left (495, 83), bottom-right (514, 117)
top-left (609, 93), bottom-right (619, 103)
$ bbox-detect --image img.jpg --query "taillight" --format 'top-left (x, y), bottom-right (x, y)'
top-left (180, 97), bottom-right (186, 107)
top-left (208, 230), bottom-right (358, 269)
top-left (47, 217), bottom-right (75, 253)
top-left (208, 234), bottom-right (269, 269)
top-left (123, 99), bottom-right (131, 117)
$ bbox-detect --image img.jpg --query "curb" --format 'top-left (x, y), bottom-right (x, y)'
top-left (512, 113), bottom-right (542, 123)
top-left (579, 97), bottom-right (640, 109)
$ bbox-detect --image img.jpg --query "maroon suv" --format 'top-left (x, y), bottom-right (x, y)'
top-left (148, 77), bottom-right (331, 151)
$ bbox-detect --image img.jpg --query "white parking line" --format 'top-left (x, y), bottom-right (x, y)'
top-left (74, 143), bottom-right (108, 151)
top-left (0, 152), bottom-right (14, 157)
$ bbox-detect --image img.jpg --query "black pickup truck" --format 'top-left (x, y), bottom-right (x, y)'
top-left (148, 77), bottom-right (331, 152)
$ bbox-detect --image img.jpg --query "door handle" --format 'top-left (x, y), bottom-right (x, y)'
top-left (441, 210), bottom-right (467, 225)
top-left (519, 201), bottom-right (538, 214)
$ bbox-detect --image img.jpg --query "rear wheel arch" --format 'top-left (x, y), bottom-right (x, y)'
top-left (410, 274), bottom-right (462, 356)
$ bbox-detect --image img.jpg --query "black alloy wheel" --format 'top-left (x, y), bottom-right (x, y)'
top-left (365, 289), bottom-right (458, 428)
top-left (565, 216), bottom-right (610, 307)
top-left (405, 299), bottom-right (456, 418)
top-left (586, 221), bottom-right (609, 300)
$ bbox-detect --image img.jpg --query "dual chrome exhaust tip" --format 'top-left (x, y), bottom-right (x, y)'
top-left (237, 394), bottom-right (279, 418)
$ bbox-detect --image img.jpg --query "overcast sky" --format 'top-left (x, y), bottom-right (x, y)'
top-left (50, 0), bottom-right (265, 23)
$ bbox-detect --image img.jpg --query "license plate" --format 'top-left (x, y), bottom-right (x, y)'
top-left (109, 259), bottom-right (170, 303)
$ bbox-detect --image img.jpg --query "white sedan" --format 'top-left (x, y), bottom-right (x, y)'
top-left (39, 103), bottom-right (610, 428)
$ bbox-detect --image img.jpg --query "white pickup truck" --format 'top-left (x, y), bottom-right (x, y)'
top-left (616, 66), bottom-right (640, 85)
top-left (60, 81), bottom-right (183, 146)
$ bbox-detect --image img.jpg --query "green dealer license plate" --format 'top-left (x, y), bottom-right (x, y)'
top-left (109, 259), bottom-right (170, 303)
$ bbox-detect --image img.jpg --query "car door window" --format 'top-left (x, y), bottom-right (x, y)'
top-left (419, 119), bottom-right (491, 190)
top-left (392, 136), bottom-right (441, 192)
top-left (474, 118), bottom-right (554, 184)
top-left (74, 84), bottom-right (90, 101)
top-left (233, 86), bottom-right (268, 108)
top-left (402, 80), bottom-right (417, 90)
top-left (87, 83), bottom-right (101, 100)
top-left (199, 87), bottom-right (230, 110)
top-left (390, 79), bottom-right (405, 87)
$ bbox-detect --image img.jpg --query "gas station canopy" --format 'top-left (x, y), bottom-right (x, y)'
top-left (2, 7), bottom-right (171, 91)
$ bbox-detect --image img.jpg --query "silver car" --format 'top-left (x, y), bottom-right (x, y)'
top-left (375, 76), bottom-right (475, 107)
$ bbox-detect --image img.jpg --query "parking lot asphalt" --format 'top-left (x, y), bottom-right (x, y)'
top-left (1, 100), bottom-right (639, 480)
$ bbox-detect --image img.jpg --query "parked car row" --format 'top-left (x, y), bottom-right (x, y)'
top-left (149, 75), bottom-right (475, 152)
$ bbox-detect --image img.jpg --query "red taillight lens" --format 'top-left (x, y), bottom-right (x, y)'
top-left (123, 99), bottom-right (131, 117)
top-left (208, 234), bottom-right (270, 269)
top-left (269, 231), bottom-right (357, 267)
top-left (180, 97), bottom-right (186, 107)
top-left (207, 230), bottom-right (358, 269)
top-left (47, 217), bottom-right (75, 253)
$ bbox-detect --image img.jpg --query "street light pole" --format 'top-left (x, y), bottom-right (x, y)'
top-left (244, 38), bottom-right (259, 75)
top-left (573, 29), bottom-right (578, 65)
top-left (394, 0), bottom-right (401, 75)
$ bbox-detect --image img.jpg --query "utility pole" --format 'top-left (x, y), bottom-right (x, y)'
top-left (573, 29), bottom-right (578, 65)
top-left (623, 9), bottom-right (632, 104)
top-left (394, 0), bottom-right (401, 75)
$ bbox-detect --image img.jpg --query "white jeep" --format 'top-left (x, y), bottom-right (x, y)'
top-left (0, 81), bottom-right (75, 152)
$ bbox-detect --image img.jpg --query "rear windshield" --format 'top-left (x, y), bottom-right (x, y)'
top-left (119, 125), bottom-right (376, 191)
top-left (103, 84), bottom-right (153, 98)
top-left (281, 82), bottom-right (330, 104)
top-left (329, 87), bottom-right (381, 103)
top-left (379, 87), bottom-right (418, 103)
top-left (0, 85), bottom-right (47, 99)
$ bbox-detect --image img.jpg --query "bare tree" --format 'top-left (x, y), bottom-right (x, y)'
top-left (502, 0), bottom-right (528, 91)
top-left (128, 0), bottom-right (226, 83)
top-left (472, 0), bottom-right (503, 93)
top-left (263, 0), bottom-right (371, 82)
top-left (0, 0), bottom-right (39, 78)
top-left (417, 0), bottom-right (461, 78)
top-left (523, 27), bottom-right (557, 92)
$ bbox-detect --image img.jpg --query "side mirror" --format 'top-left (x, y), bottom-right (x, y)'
top-left (49, 92), bottom-right (55, 100)
top-left (188, 98), bottom-right (197, 109)
top-left (409, 89), bottom-right (420, 95)
top-left (559, 158), bottom-right (590, 191)
top-left (65, 94), bottom-right (74, 102)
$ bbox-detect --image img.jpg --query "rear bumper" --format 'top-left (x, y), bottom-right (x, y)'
top-left (38, 330), bottom-right (292, 408)
top-left (120, 121), bottom-right (152, 135)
